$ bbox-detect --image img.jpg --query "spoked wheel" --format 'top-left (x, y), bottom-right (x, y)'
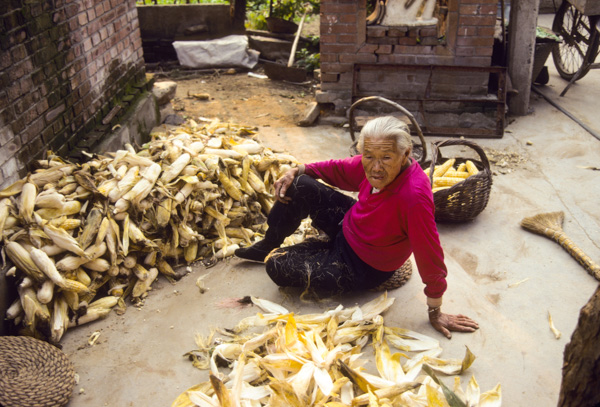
top-left (551, 1), bottom-right (600, 81)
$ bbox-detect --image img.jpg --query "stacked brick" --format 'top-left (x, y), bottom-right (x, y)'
top-left (0, 0), bottom-right (146, 190)
top-left (317, 0), bottom-right (499, 112)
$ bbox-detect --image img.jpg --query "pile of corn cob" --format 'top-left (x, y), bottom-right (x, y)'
top-left (173, 293), bottom-right (502, 406)
top-left (424, 158), bottom-right (480, 193)
top-left (1, 118), bottom-right (300, 343)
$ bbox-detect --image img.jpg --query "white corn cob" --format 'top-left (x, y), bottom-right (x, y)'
top-left (160, 153), bottom-right (191, 183)
top-left (29, 248), bottom-right (90, 293)
top-left (19, 182), bottom-right (37, 223)
top-left (5, 241), bottom-right (46, 282)
top-left (43, 224), bottom-right (88, 258)
top-left (108, 166), bottom-right (139, 202)
top-left (37, 280), bottom-right (54, 304)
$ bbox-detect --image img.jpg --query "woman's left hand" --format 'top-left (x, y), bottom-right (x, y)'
top-left (428, 307), bottom-right (479, 339)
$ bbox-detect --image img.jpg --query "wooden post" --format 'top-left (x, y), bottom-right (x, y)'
top-left (558, 284), bottom-right (600, 406)
top-left (230, 0), bottom-right (246, 34)
top-left (507, 0), bottom-right (540, 115)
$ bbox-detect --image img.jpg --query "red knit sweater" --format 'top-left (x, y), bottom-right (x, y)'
top-left (304, 155), bottom-right (447, 299)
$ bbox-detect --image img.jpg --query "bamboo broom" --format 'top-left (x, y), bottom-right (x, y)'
top-left (520, 211), bottom-right (600, 281)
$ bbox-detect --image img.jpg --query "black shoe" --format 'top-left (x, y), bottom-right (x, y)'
top-left (235, 240), bottom-right (279, 262)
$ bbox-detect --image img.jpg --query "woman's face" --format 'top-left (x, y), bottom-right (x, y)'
top-left (361, 136), bottom-right (410, 190)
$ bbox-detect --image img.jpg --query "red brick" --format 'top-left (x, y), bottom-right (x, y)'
top-left (398, 37), bottom-right (418, 46)
top-left (320, 3), bottom-right (358, 14)
top-left (366, 26), bottom-right (386, 38)
top-left (376, 44), bottom-right (392, 54)
top-left (321, 73), bottom-right (339, 82)
top-left (458, 26), bottom-right (477, 36)
top-left (338, 13), bottom-right (357, 24)
top-left (459, 4), bottom-right (479, 14)
top-left (456, 36), bottom-right (493, 47)
top-left (459, 15), bottom-right (496, 26)
top-left (338, 34), bottom-right (356, 44)
top-left (321, 43), bottom-right (357, 54)
top-left (320, 62), bottom-right (354, 73)
top-left (477, 26), bottom-right (495, 37)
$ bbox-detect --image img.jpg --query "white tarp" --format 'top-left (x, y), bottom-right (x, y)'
top-left (173, 35), bottom-right (259, 69)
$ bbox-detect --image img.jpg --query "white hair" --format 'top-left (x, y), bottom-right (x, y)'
top-left (356, 116), bottom-right (412, 154)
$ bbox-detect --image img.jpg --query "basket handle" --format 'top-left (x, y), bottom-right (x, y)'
top-left (428, 139), bottom-right (491, 185)
top-left (347, 96), bottom-right (427, 165)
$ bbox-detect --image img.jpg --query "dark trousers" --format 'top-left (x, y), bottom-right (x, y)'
top-left (264, 175), bottom-right (391, 295)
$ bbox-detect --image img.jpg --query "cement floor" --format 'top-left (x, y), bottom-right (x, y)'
top-left (59, 26), bottom-right (600, 407)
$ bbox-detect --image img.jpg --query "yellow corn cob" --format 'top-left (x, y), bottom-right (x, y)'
top-left (5, 241), bottom-right (46, 282)
top-left (443, 170), bottom-right (470, 179)
top-left (43, 224), bottom-right (88, 258)
top-left (432, 158), bottom-right (456, 178)
top-left (184, 241), bottom-right (198, 264)
top-left (76, 268), bottom-right (92, 286)
top-left (466, 160), bottom-right (479, 176)
top-left (432, 176), bottom-right (464, 188)
top-left (432, 186), bottom-right (451, 193)
top-left (457, 162), bottom-right (467, 172)
top-left (88, 296), bottom-right (120, 310)
top-left (97, 178), bottom-right (118, 197)
top-left (19, 182), bottom-right (37, 223)
top-left (57, 218), bottom-right (81, 231)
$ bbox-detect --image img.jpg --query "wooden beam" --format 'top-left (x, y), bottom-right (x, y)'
top-left (507, 0), bottom-right (540, 115)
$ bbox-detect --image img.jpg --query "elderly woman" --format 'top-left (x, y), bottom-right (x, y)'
top-left (235, 116), bottom-right (478, 339)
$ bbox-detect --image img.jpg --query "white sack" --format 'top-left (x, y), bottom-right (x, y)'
top-left (173, 35), bottom-right (259, 69)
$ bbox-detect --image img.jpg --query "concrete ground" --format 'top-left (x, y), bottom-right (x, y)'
top-left (59, 17), bottom-right (600, 407)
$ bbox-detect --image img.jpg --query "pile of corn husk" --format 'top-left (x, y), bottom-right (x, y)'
top-left (174, 293), bottom-right (501, 407)
top-left (1, 118), bottom-right (308, 343)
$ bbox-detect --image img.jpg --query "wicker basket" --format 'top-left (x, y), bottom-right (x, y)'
top-left (425, 139), bottom-right (493, 223)
top-left (0, 335), bottom-right (75, 407)
top-left (371, 259), bottom-right (413, 291)
top-left (347, 96), bottom-right (427, 165)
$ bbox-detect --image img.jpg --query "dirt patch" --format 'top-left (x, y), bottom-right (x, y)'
top-left (150, 66), bottom-right (320, 128)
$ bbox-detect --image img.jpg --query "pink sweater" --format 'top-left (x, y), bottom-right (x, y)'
top-left (305, 155), bottom-right (447, 299)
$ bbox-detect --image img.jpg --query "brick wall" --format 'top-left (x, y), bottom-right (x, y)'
top-left (0, 0), bottom-right (146, 190)
top-left (317, 0), bottom-right (499, 118)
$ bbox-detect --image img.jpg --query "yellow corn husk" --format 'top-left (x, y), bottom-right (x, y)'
top-left (442, 170), bottom-right (470, 179)
top-left (161, 153), bottom-right (191, 183)
top-left (129, 222), bottom-right (156, 247)
top-left (36, 201), bottom-right (82, 220)
top-left (432, 176), bottom-right (464, 188)
top-left (132, 267), bottom-right (159, 299)
top-left (20, 286), bottom-right (50, 327)
top-left (144, 251), bottom-right (157, 267)
top-left (175, 181), bottom-right (197, 204)
top-left (89, 296), bottom-right (120, 310)
top-left (19, 182), bottom-right (37, 223)
top-left (114, 163), bottom-right (161, 212)
top-left (51, 295), bottom-right (69, 343)
top-left (217, 170), bottom-right (243, 201)
top-left (132, 263), bottom-right (150, 281)
top-left (0, 198), bottom-right (13, 236)
top-left (82, 258), bottom-right (110, 272)
top-left (37, 279), bottom-right (55, 304)
top-left (95, 217), bottom-right (110, 245)
top-left (204, 206), bottom-right (230, 224)
top-left (57, 243), bottom-right (105, 272)
top-left (30, 164), bottom-right (75, 187)
top-left (465, 160), bottom-right (479, 176)
top-left (41, 244), bottom-right (66, 257)
top-left (108, 165), bottom-right (140, 202)
top-left (58, 182), bottom-right (78, 195)
top-left (117, 150), bottom-right (156, 168)
top-left (29, 247), bottom-right (89, 293)
top-left (79, 207), bottom-right (103, 250)
top-left (184, 241), bottom-right (198, 264)
top-left (35, 191), bottom-right (65, 209)
top-left (43, 224), bottom-right (88, 258)
top-left (0, 178), bottom-right (26, 197)
top-left (157, 197), bottom-right (173, 228)
top-left (6, 241), bottom-right (46, 283)
top-left (247, 171), bottom-right (268, 195)
top-left (432, 158), bottom-right (456, 178)
top-left (157, 258), bottom-right (178, 278)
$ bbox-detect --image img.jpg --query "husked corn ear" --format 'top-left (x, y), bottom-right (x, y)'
top-left (442, 170), bottom-right (469, 179)
top-left (432, 186), bottom-right (451, 193)
top-left (432, 176), bottom-right (464, 188)
top-left (6, 241), bottom-right (46, 283)
top-left (56, 218), bottom-right (81, 230)
top-left (466, 160), bottom-right (479, 176)
top-left (432, 158), bottom-right (456, 178)
top-left (82, 258), bottom-right (110, 272)
top-left (457, 162), bottom-right (467, 172)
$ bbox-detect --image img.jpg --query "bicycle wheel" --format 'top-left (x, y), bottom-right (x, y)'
top-left (551, 1), bottom-right (599, 81)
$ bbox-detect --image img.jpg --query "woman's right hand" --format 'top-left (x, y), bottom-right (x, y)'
top-left (273, 167), bottom-right (299, 204)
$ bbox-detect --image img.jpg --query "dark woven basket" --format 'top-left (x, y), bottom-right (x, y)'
top-left (347, 96), bottom-right (427, 165)
top-left (424, 139), bottom-right (493, 223)
top-left (372, 259), bottom-right (413, 291)
top-left (0, 335), bottom-right (75, 407)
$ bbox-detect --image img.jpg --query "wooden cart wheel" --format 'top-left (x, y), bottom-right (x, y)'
top-left (347, 96), bottom-right (427, 165)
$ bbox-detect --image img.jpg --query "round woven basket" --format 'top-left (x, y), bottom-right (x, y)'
top-left (424, 139), bottom-right (493, 223)
top-left (372, 259), bottom-right (413, 291)
top-left (0, 335), bottom-right (75, 407)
